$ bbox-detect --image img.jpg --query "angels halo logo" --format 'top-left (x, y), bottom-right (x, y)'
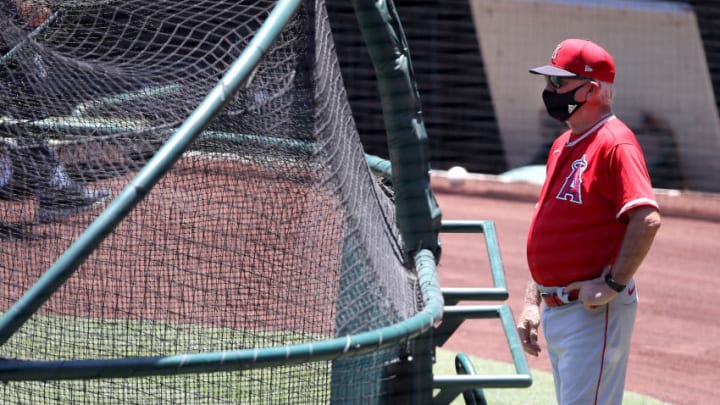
top-left (551, 44), bottom-right (562, 63)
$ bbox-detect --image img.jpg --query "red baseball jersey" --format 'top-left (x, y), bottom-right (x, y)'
top-left (526, 115), bottom-right (659, 287)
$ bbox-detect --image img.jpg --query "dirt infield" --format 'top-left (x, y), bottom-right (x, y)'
top-left (431, 175), bottom-right (720, 405)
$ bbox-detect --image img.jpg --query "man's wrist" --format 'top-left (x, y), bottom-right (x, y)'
top-left (604, 273), bottom-right (627, 292)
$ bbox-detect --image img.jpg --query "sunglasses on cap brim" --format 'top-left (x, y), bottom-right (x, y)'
top-left (545, 75), bottom-right (595, 89)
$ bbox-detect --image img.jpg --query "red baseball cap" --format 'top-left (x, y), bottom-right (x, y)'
top-left (530, 38), bottom-right (616, 83)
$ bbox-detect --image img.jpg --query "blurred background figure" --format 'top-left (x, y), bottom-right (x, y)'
top-left (1, 0), bottom-right (109, 223)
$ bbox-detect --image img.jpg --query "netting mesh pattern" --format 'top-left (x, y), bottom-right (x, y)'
top-left (0, 0), bottom-right (419, 403)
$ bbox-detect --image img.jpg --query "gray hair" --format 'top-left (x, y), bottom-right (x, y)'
top-left (597, 81), bottom-right (615, 106)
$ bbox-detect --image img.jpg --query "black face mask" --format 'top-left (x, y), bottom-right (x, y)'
top-left (542, 84), bottom-right (586, 122)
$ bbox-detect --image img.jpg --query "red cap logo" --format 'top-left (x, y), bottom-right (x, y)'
top-left (531, 39), bottom-right (615, 83)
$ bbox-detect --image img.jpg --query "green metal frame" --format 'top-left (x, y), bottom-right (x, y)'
top-left (0, 2), bottom-right (532, 404)
top-left (0, 0), bottom-right (448, 390)
top-left (0, 249), bottom-right (443, 381)
top-left (432, 220), bottom-right (532, 404)
top-left (359, 0), bottom-right (533, 398)
top-left (0, 0), bottom-right (304, 348)
top-left (352, 0), bottom-right (442, 263)
top-left (0, 10), bottom-right (62, 66)
top-left (352, 1), bottom-right (443, 402)
top-left (452, 353), bottom-right (488, 405)
top-left (440, 221), bottom-right (510, 304)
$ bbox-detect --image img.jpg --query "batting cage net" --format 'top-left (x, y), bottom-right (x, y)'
top-left (0, 0), bottom-right (423, 403)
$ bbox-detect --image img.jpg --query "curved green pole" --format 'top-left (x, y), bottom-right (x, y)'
top-left (0, 249), bottom-right (443, 381)
top-left (352, 2), bottom-right (442, 403)
top-left (0, 10), bottom-right (62, 65)
top-left (0, 0), bottom-right (302, 346)
top-left (351, 0), bottom-right (442, 262)
top-left (365, 153), bottom-right (393, 178)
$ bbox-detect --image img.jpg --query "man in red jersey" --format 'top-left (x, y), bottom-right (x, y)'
top-left (516, 38), bottom-right (661, 405)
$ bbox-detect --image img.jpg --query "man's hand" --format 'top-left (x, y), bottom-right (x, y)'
top-left (566, 266), bottom-right (618, 311)
top-left (516, 304), bottom-right (542, 356)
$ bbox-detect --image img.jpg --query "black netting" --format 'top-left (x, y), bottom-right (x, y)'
top-left (0, 1), bottom-right (420, 403)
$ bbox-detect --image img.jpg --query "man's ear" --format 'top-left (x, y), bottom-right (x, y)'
top-left (585, 82), bottom-right (598, 102)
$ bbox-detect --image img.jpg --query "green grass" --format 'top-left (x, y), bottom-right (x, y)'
top-left (434, 348), bottom-right (670, 405)
top-left (1, 315), bottom-right (332, 404)
top-left (2, 314), bottom-right (672, 404)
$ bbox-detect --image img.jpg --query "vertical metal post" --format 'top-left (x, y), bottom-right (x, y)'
top-left (352, 1), bottom-right (441, 403)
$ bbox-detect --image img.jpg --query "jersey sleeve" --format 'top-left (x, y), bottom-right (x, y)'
top-left (609, 143), bottom-right (659, 222)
